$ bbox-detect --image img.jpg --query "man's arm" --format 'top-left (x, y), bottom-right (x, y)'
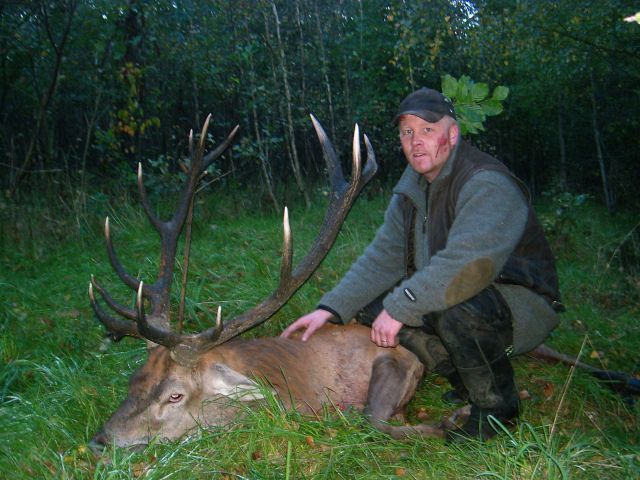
top-left (317, 193), bottom-right (408, 322)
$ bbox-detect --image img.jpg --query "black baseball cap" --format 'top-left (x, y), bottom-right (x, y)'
top-left (393, 87), bottom-right (456, 123)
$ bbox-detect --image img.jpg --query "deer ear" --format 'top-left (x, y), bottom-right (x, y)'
top-left (205, 363), bottom-right (267, 401)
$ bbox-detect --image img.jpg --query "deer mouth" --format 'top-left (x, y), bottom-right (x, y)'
top-left (88, 431), bottom-right (149, 454)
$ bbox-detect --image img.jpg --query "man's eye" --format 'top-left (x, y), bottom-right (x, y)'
top-left (400, 129), bottom-right (413, 137)
top-left (421, 127), bottom-right (433, 134)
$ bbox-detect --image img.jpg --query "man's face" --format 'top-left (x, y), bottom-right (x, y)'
top-left (398, 114), bottom-right (459, 182)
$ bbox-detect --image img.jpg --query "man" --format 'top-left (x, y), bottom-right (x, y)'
top-left (282, 87), bottom-right (562, 442)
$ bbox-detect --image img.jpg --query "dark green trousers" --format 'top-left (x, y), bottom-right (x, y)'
top-left (356, 285), bottom-right (513, 379)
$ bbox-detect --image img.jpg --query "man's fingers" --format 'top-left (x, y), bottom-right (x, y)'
top-left (280, 321), bottom-right (304, 338)
top-left (301, 325), bottom-right (317, 342)
top-left (371, 328), bottom-right (389, 347)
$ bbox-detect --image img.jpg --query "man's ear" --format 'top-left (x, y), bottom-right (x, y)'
top-left (204, 363), bottom-right (267, 401)
top-left (449, 121), bottom-right (460, 146)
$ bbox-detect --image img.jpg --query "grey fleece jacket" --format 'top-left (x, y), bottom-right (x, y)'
top-left (320, 141), bottom-right (558, 353)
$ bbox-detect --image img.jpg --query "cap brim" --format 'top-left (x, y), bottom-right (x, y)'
top-left (393, 109), bottom-right (446, 124)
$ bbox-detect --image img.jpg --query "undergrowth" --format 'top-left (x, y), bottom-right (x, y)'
top-left (0, 184), bottom-right (638, 479)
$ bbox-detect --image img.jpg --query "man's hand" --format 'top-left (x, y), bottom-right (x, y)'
top-left (280, 309), bottom-right (334, 342)
top-left (371, 309), bottom-right (403, 348)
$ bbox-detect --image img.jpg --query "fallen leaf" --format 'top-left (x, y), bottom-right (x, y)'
top-left (519, 390), bottom-right (531, 400)
top-left (417, 410), bottom-right (430, 420)
top-left (589, 350), bottom-right (604, 360)
top-left (433, 376), bottom-right (447, 385)
top-left (395, 467), bottom-right (407, 476)
top-left (43, 461), bottom-right (57, 476)
top-left (543, 382), bottom-right (555, 398)
top-left (132, 462), bottom-right (147, 477)
top-left (305, 435), bottom-right (315, 447)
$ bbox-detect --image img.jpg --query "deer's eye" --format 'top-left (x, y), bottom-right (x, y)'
top-left (168, 393), bottom-right (184, 403)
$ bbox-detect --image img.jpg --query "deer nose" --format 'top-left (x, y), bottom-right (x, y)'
top-left (88, 431), bottom-right (108, 453)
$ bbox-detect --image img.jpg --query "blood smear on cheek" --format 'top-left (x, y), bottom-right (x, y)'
top-left (435, 135), bottom-right (447, 157)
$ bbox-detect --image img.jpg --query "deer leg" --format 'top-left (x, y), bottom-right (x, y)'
top-left (364, 354), bottom-right (446, 439)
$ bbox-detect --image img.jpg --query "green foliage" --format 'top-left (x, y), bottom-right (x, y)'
top-left (442, 74), bottom-right (509, 135)
top-left (539, 189), bottom-right (590, 248)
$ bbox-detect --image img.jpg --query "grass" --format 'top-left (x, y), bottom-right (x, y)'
top-left (0, 183), bottom-right (638, 479)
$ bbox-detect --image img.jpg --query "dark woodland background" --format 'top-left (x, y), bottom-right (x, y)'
top-left (2, 0), bottom-right (638, 212)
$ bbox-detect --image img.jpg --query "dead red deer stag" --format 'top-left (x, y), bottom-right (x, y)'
top-left (87, 115), bottom-right (452, 450)
top-left (87, 115), bottom-right (638, 450)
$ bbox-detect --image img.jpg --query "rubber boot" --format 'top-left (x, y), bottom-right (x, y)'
top-left (434, 286), bottom-right (518, 443)
top-left (446, 354), bottom-right (519, 443)
top-left (441, 370), bottom-right (470, 405)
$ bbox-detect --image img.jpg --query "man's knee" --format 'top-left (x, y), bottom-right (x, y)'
top-left (397, 326), bottom-right (453, 375)
top-left (432, 286), bottom-right (514, 365)
top-left (436, 286), bottom-right (513, 341)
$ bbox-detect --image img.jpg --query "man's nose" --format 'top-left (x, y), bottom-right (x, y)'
top-left (411, 133), bottom-right (424, 146)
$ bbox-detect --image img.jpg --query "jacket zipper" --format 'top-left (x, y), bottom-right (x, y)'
top-left (422, 183), bottom-right (430, 234)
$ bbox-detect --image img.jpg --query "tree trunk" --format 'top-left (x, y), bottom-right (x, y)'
top-left (294, 0), bottom-right (306, 111)
top-left (557, 93), bottom-right (567, 191)
top-left (271, 2), bottom-right (310, 209)
top-left (245, 39), bottom-right (280, 213)
top-left (590, 70), bottom-right (614, 212)
top-left (11, 0), bottom-right (78, 194)
top-left (190, 18), bottom-right (201, 129)
top-left (314, 0), bottom-right (337, 143)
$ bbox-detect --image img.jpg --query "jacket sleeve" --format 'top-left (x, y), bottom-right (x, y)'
top-left (318, 193), bottom-right (407, 323)
top-left (383, 170), bottom-right (529, 327)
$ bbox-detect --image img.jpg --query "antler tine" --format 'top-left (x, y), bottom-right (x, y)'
top-left (169, 116), bottom-right (223, 229)
top-left (206, 115), bottom-right (377, 346)
top-left (362, 133), bottom-right (377, 180)
top-left (134, 281), bottom-right (182, 348)
top-left (196, 114), bottom-right (212, 164)
top-left (137, 163), bottom-right (164, 232)
top-left (203, 125), bottom-right (239, 171)
top-left (90, 275), bottom-right (137, 320)
top-left (104, 216), bottom-right (141, 291)
top-left (89, 281), bottom-right (141, 341)
top-left (350, 124), bottom-right (362, 188)
top-left (279, 206), bottom-right (293, 286)
top-left (310, 113), bottom-right (345, 188)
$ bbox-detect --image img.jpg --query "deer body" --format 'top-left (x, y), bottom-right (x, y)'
top-left (92, 324), bottom-right (424, 448)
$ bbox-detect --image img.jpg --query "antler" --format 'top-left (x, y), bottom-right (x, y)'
top-left (89, 116), bottom-right (239, 343)
top-left (212, 115), bottom-right (377, 345)
top-left (89, 114), bottom-right (377, 366)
